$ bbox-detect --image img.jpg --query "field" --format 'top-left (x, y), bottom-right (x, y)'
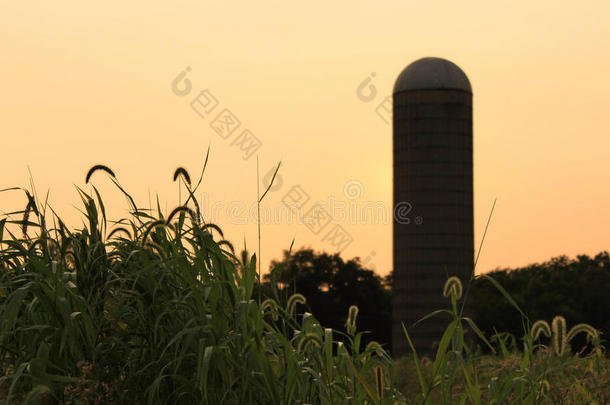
top-left (0, 165), bottom-right (608, 404)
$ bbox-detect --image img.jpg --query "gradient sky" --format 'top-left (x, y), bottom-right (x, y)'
top-left (1, 1), bottom-right (609, 276)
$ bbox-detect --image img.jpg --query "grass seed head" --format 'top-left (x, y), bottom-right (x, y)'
top-left (85, 164), bottom-right (115, 183)
top-left (442, 276), bottom-right (463, 300)
top-left (552, 315), bottom-right (568, 356)
top-left (287, 293), bottom-right (306, 317)
top-left (173, 167), bottom-right (192, 185)
top-left (346, 305), bottom-right (359, 335)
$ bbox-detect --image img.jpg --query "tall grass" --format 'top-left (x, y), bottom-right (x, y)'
top-left (0, 164), bottom-right (607, 404)
top-left (0, 165), bottom-right (400, 404)
top-left (396, 273), bottom-right (608, 404)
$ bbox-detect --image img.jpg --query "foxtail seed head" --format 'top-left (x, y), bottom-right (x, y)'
top-left (85, 164), bottom-right (115, 184)
top-left (261, 298), bottom-right (279, 321)
top-left (531, 320), bottom-right (552, 341)
top-left (532, 316), bottom-right (600, 356)
top-left (442, 276), bottom-right (463, 300)
top-left (287, 293), bottom-right (306, 317)
top-left (566, 323), bottom-right (599, 343)
top-left (552, 316), bottom-right (568, 356)
top-left (22, 191), bottom-right (38, 237)
top-left (173, 167), bottom-right (192, 185)
top-left (296, 332), bottom-right (322, 353)
top-left (346, 305), bottom-right (359, 335)
top-left (365, 341), bottom-right (384, 360)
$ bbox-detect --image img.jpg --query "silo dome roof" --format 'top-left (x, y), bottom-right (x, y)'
top-left (393, 57), bottom-right (472, 94)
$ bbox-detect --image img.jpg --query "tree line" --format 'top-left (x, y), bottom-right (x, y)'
top-left (263, 249), bottom-right (610, 353)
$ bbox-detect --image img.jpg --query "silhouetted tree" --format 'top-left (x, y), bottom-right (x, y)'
top-left (473, 251), bottom-right (610, 352)
top-left (265, 248), bottom-right (609, 355)
top-left (266, 248), bottom-right (392, 350)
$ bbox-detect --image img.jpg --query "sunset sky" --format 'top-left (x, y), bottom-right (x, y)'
top-left (1, 1), bottom-right (609, 277)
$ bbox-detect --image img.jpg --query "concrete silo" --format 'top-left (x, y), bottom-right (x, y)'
top-left (392, 57), bottom-right (474, 356)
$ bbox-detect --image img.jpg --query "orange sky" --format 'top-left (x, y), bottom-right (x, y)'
top-left (1, 1), bottom-right (609, 276)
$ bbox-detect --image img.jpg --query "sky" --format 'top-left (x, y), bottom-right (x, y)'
top-left (1, 1), bottom-right (609, 277)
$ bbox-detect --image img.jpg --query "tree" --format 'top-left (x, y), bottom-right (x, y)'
top-left (473, 251), bottom-right (610, 352)
top-left (265, 248), bottom-right (392, 350)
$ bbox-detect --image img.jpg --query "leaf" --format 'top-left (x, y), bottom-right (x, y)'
top-left (401, 322), bottom-right (428, 396)
top-left (259, 161), bottom-right (281, 202)
top-left (479, 274), bottom-right (527, 320)
top-left (462, 317), bottom-right (496, 354)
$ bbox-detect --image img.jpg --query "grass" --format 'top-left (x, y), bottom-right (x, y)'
top-left (393, 350), bottom-right (609, 404)
top-left (0, 163), bottom-right (608, 404)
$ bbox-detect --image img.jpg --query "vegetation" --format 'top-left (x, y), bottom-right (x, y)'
top-left (0, 163), bottom-right (608, 403)
top-left (270, 249), bottom-right (610, 357)
top-left (266, 249), bottom-right (392, 351)
top-left (474, 253), bottom-right (610, 353)
top-left (0, 166), bottom-right (400, 404)
top-left (395, 273), bottom-right (608, 403)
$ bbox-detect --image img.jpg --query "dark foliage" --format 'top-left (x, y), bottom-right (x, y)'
top-left (474, 251), bottom-right (610, 351)
top-left (273, 249), bottom-right (610, 356)
top-left (266, 248), bottom-right (393, 350)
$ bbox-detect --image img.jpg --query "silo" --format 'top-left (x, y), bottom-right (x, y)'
top-left (392, 57), bottom-right (474, 356)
